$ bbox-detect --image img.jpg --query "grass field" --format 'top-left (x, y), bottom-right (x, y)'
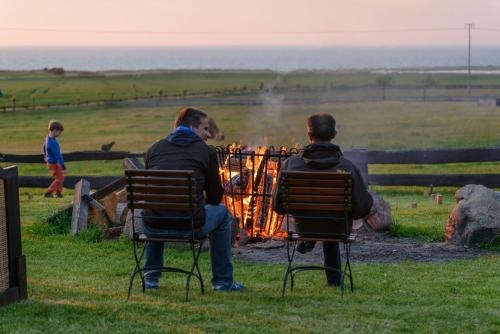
top-left (0, 70), bottom-right (499, 333)
top-left (1, 101), bottom-right (500, 152)
top-left (0, 188), bottom-right (497, 333)
top-left (2, 69), bottom-right (500, 108)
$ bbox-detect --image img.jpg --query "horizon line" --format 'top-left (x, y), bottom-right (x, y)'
top-left (2, 44), bottom-right (500, 48)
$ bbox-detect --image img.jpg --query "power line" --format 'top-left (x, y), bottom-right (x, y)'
top-left (0, 26), bottom-right (467, 35)
top-left (476, 27), bottom-right (500, 32)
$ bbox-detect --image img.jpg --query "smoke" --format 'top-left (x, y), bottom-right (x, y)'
top-left (240, 88), bottom-right (288, 147)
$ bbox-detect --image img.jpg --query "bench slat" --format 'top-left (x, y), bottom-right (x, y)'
top-left (127, 185), bottom-right (195, 195)
top-left (125, 169), bottom-right (194, 177)
top-left (282, 171), bottom-right (352, 180)
top-left (286, 203), bottom-right (351, 212)
top-left (128, 177), bottom-right (192, 186)
top-left (284, 187), bottom-right (351, 195)
top-left (286, 195), bottom-right (351, 204)
top-left (128, 202), bottom-right (192, 211)
top-left (285, 178), bottom-right (350, 188)
top-left (127, 194), bottom-right (193, 203)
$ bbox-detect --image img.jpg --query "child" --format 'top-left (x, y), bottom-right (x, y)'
top-left (43, 120), bottom-right (66, 198)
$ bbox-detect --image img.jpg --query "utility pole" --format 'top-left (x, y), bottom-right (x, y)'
top-left (465, 23), bottom-right (475, 95)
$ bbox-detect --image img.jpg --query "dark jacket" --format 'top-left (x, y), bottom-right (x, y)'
top-left (272, 142), bottom-right (373, 220)
top-left (143, 128), bottom-right (223, 228)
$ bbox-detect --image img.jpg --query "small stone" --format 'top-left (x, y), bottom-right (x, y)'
top-left (435, 194), bottom-right (443, 205)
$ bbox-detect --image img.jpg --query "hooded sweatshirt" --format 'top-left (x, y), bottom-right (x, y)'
top-left (142, 127), bottom-right (223, 228)
top-left (272, 142), bottom-right (373, 219)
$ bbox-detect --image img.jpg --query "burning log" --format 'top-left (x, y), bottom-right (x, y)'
top-left (217, 145), bottom-right (293, 241)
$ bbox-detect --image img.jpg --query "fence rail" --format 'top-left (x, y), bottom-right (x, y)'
top-left (2, 147), bottom-right (500, 188)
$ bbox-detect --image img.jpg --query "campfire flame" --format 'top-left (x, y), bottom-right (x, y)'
top-left (217, 145), bottom-right (297, 241)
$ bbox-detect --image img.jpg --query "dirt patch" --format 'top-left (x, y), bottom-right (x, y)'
top-left (233, 232), bottom-right (498, 264)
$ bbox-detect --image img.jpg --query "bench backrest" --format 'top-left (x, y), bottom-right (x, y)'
top-left (125, 169), bottom-right (198, 231)
top-left (280, 171), bottom-right (353, 239)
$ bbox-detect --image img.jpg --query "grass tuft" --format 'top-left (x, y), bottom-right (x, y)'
top-left (75, 224), bottom-right (104, 243)
top-left (27, 209), bottom-right (71, 237)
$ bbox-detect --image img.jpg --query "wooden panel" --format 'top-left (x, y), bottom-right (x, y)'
top-left (127, 185), bottom-right (194, 195)
top-left (284, 178), bottom-right (349, 188)
top-left (282, 171), bottom-right (351, 180)
top-left (285, 187), bottom-right (351, 195)
top-left (123, 157), bottom-right (145, 170)
top-left (287, 203), bottom-right (351, 212)
top-left (128, 202), bottom-right (191, 211)
top-left (18, 176), bottom-right (121, 189)
top-left (125, 169), bottom-right (194, 177)
top-left (0, 287), bottom-right (20, 306)
top-left (2, 151), bottom-right (142, 163)
top-left (71, 179), bottom-right (90, 236)
top-left (287, 195), bottom-right (350, 204)
top-left (128, 177), bottom-right (191, 186)
top-left (358, 147), bottom-right (500, 164)
top-left (0, 179), bottom-right (9, 293)
top-left (127, 194), bottom-right (192, 203)
top-left (369, 174), bottom-right (500, 187)
top-left (4, 147), bottom-right (500, 164)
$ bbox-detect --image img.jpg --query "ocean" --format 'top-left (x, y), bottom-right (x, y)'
top-left (1, 46), bottom-right (500, 72)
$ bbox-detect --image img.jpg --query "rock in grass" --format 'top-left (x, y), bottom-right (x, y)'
top-left (446, 185), bottom-right (500, 247)
top-left (353, 190), bottom-right (392, 232)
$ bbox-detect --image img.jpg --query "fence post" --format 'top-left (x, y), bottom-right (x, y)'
top-left (345, 148), bottom-right (369, 186)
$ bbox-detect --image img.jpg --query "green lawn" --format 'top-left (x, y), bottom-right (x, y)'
top-left (1, 71), bottom-right (499, 332)
top-left (1, 101), bottom-right (499, 153)
top-left (2, 69), bottom-right (500, 108)
top-left (0, 189), bottom-right (498, 333)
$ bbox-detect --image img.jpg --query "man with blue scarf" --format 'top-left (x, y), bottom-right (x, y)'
top-left (142, 107), bottom-right (243, 292)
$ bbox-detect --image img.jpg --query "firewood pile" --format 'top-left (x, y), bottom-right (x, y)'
top-left (67, 157), bottom-right (143, 238)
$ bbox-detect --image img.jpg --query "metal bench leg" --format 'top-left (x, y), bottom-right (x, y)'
top-left (343, 242), bottom-right (354, 292)
top-left (185, 242), bottom-right (204, 302)
top-left (127, 240), bottom-right (146, 300)
top-left (282, 239), bottom-right (297, 297)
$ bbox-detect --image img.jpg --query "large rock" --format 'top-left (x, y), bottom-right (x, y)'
top-left (446, 185), bottom-right (500, 247)
top-left (353, 190), bottom-right (392, 232)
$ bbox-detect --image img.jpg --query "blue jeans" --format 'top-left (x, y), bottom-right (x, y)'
top-left (143, 204), bottom-right (234, 285)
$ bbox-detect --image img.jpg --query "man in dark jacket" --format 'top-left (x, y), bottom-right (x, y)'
top-left (272, 113), bottom-right (373, 286)
top-left (142, 107), bottom-right (243, 292)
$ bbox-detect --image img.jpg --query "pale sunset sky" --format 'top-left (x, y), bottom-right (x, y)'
top-left (0, 0), bottom-right (499, 46)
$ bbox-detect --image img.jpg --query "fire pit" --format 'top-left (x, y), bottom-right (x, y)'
top-left (215, 145), bottom-right (298, 242)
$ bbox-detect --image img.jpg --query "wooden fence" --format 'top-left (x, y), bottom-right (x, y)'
top-left (1, 147), bottom-right (499, 189)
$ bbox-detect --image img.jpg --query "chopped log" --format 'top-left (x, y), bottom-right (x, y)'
top-left (115, 188), bottom-right (127, 203)
top-left (123, 157), bottom-right (144, 170)
top-left (85, 195), bottom-right (113, 229)
top-left (116, 203), bottom-right (129, 225)
top-left (91, 177), bottom-right (126, 200)
top-left (99, 192), bottom-right (118, 222)
top-left (104, 226), bottom-right (123, 239)
top-left (71, 179), bottom-right (91, 236)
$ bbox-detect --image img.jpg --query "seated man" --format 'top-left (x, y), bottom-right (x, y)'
top-left (272, 113), bottom-right (373, 286)
top-left (142, 107), bottom-right (243, 292)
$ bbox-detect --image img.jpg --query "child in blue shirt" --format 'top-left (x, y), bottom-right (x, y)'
top-left (43, 120), bottom-right (66, 198)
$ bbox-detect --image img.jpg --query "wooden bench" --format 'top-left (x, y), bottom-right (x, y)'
top-left (125, 169), bottom-right (206, 302)
top-left (278, 170), bottom-right (356, 297)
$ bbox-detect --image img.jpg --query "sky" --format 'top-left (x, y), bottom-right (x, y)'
top-left (0, 0), bottom-right (499, 46)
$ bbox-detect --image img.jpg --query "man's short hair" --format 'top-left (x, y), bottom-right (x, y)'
top-left (174, 107), bottom-right (207, 128)
top-left (48, 120), bottom-right (64, 131)
top-left (307, 113), bottom-right (337, 141)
